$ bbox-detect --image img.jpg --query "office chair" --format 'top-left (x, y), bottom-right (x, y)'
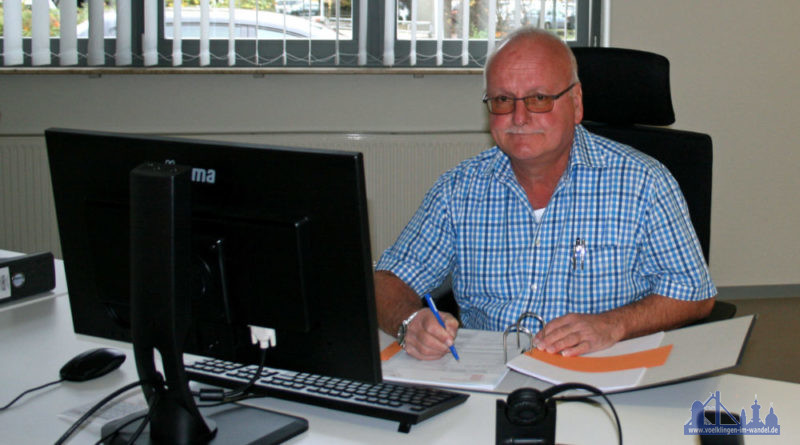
top-left (431, 47), bottom-right (734, 325)
top-left (572, 47), bottom-right (734, 324)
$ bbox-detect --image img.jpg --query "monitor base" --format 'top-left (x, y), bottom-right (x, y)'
top-left (101, 403), bottom-right (308, 445)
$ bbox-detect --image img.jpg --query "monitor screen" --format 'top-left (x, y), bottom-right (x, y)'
top-left (45, 128), bottom-right (382, 385)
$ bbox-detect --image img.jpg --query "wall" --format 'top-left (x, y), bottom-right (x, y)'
top-left (0, 74), bottom-right (492, 269)
top-left (606, 0), bottom-right (800, 286)
top-left (1, 0), bottom-right (798, 288)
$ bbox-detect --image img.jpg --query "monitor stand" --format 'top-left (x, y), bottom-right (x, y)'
top-left (116, 163), bottom-right (307, 444)
top-left (101, 404), bottom-right (308, 445)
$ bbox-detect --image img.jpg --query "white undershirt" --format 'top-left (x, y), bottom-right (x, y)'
top-left (533, 207), bottom-right (546, 223)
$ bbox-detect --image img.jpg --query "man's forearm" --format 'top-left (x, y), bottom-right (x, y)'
top-left (535, 294), bottom-right (716, 356)
top-left (374, 270), bottom-right (424, 337)
top-left (611, 293), bottom-right (716, 340)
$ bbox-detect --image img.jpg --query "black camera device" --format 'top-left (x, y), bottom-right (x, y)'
top-left (496, 382), bottom-right (615, 445)
top-left (496, 387), bottom-right (558, 445)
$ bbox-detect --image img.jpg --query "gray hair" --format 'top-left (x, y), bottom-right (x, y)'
top-left (483, 26), bottom-right (579, 91)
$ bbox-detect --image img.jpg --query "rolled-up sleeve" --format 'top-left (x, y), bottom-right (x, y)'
top-left (376, 175), bottom-right (456, 296)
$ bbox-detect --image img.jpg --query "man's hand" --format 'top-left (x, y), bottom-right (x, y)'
top-left (533, 312), bottom-right (624, 357)
top-left (402, 309), bottom-right (459, 360)
top-left (533, 294), bottom-right (716, 356)
top-left (374, 270), bottom-right (461, 360)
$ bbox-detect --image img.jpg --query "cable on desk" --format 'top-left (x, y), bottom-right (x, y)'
top-left (0, 378), bottom-right (63, 411)
top-left (92, 412), bottom-right (148, 445)
top-left (551, 383), bottom-right (623, 445)
top-left (101, 352), bottom-right (268, 445)
top-left (104, 391), bottom-right (160, 445)
top-left (56, 327), bottom-right (273, 443)
top-left (53, 380), bottom-right (142, 445)
top-left (196, 331), bottom-right (271, 405)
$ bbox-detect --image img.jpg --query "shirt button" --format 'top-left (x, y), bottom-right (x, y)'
top-left (534, 239), bottom-right (540, 247)
top-left (531, 283), bottom-right (538, 291)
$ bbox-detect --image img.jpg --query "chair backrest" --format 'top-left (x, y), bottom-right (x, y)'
top-left (573, 47), bottom-right (713, 263)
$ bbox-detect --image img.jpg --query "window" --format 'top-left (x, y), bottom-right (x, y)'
top-left (389, 0), bottom-right (599, 66)
top-left (0, 0), bottom-right (600, 68)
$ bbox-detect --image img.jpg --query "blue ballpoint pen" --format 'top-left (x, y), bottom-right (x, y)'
top-left (423, 293), bottom-right (460, 361)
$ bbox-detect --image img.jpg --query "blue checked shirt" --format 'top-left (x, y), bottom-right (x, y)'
top-left (376, 125), bottom-right (716, 333)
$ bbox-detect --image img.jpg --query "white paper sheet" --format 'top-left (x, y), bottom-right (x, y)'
top-left (381, 329), bottom-right (510, 391)
top-left (506, 332), bottom-right (666, 392)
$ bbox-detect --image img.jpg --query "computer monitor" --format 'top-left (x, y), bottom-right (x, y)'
top-left (46, 128), bottom-right (381, 443)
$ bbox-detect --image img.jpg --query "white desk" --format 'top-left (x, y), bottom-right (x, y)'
top-left (1, 273), bottom-right (797, 444)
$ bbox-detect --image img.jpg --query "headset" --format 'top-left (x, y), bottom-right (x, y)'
top-left (497, 383), bottom-right (622, 445)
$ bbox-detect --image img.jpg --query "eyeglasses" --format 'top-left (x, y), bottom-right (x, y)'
top-left (482, 82), bottom-right (577, 114)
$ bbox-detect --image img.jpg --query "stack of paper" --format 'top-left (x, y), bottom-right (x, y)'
top-left (379, 315), bottom-right (754, 394)
top-left (381, 329), bottom-right (509, 391)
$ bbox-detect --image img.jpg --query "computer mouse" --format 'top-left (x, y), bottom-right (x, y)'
top-left (59, 347), bottom-right (126, 382)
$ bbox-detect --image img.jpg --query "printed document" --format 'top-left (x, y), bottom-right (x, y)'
top-left (381, 329), bottom-right (509, 391)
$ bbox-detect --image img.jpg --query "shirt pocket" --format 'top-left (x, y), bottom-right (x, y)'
top-left (565, 244), bottom-right (621, 314)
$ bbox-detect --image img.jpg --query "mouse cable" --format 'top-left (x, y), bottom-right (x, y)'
top-left (0, 378), bottom-right (63, 412)
top-left (53, 380), bottom-right (142, 445)
top-left (551, 383), bottom-right (623, 445)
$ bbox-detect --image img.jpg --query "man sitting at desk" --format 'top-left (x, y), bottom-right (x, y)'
top-left (374, 27), bottom-right (716, 361)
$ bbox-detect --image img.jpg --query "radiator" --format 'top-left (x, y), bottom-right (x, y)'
top-left (0, 137), bottom-right (61, 257)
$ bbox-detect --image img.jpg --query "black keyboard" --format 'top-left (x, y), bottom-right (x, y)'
top-left (185, 358), bottom-right (469, 433)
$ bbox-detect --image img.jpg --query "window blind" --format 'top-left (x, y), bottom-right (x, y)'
top-left (59, 0), bottom-right (79, 65)
top-left (88, 0), bottom-right (105, 65)
top-left (116, 0), bottom-right (132, 65)
top-left (384, 0), bottom-right (581, 67)
top-left (2, 0), bottom-right (24, 66)
top-left (1, 1), bottom-right (595, 68)
top-left (31, 0), bottom-right (50, 65)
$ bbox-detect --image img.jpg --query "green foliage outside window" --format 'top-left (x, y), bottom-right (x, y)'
top-left (0, 4), bottom-right (79, 37)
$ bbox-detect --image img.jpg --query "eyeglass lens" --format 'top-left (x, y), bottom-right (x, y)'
top-left (488, 95), bottom-right (555, 114)
top-left (485, 83), bottom-right (576, 114)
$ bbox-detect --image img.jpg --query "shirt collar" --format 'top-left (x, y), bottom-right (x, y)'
top-left (570, 124), bottom-right (607, 169)
top-left (485, 146), bottom-right (513, 181)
